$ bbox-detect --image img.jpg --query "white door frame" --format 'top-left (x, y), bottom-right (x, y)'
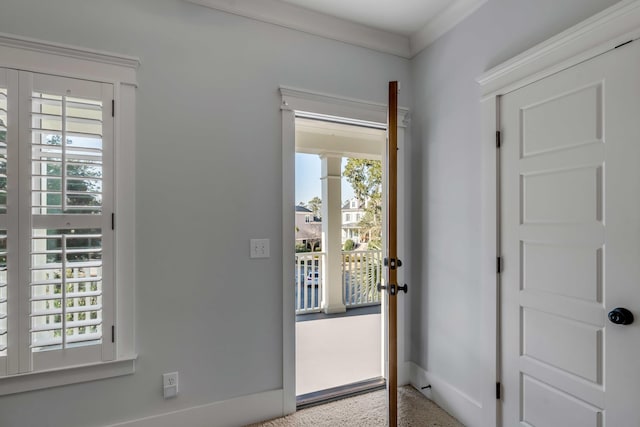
top-left (477, 1), bottom-right (640, 425)
top-left (280, 86), bottom-right (410, 414)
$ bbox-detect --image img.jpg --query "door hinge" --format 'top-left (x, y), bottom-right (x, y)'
top-left (111, 213), bottom-right (115, 230)
top-left (496, 382), bottom-right (501, 400)
top-left (496, 131), bottom-right (501, 148)
top-left (111, 325), bottom-right (115, 343)
top-left (111, 99), bottom-right (115, 117)
top-left (497, 257), bottom-right (502, 274)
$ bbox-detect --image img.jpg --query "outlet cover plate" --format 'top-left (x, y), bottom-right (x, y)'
top-left (163, 372), bottom-right (179, 399)
top-left (163, 372), bottom-right (178, 387)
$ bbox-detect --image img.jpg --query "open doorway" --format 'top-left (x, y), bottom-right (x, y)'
top-left (293, 115), bottom-right (386, 406)
top-left (280, 86), bottom-right (410, 417)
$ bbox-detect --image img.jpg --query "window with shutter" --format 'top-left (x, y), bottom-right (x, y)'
top-left (28, 75), bottom-right (114, 371)
top-left (0, 71), bottom-right (115, 374)
top-left (0, 34), bottom-right (137, 394)
top-left (0, 70), bottom-right (8, 377)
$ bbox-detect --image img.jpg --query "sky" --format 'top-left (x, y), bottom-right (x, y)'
top-left (295, 153), bottom-right (355, 205)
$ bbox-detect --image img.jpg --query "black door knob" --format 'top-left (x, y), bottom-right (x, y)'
top-left (608, 308), bottom-right (634, 325)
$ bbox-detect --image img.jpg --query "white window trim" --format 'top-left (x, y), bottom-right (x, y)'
top-left (0, 356), bottom-right (137, 396)
top-left (0, 32), bottom-right (139, 394)
top-left (0, 32), bottom-right (139, 86)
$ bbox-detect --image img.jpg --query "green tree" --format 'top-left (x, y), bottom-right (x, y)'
top-left (343, 239), bottom-right (356, 251)
top-left (358, 209), bottom-right (382, 250)
top-left (307, 196), bottom-right (322, 219)
top-left (295, 242), bottom-right (310, 253)
top-left (42, 135), bottom-right (103, 263)
top-left (343, 159), bottom-right (382, 248)
top-left (343, 159), bottom-right (382, 202)
top-left (0, 118), bottom-right (5, 142)
top-left (44, 135), bottom-right (102, 213)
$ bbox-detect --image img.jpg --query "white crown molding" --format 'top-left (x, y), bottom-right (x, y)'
top-left (477, 0), bottom-right (640, 97)
top-left (410, 0), bottom-right (487, 57)
top-left (185, 0), bottom-right (411, 58)
top-left (0, 32), bottom-right (140, 85)
top-left (185, 0), bottom-right (486, 59)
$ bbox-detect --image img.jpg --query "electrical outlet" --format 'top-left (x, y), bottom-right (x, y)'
top-left (250, 238), bottom-right (270, 258)
top-left (163, 372), bottom-right (178, 398)
top-left (163, 372), bottom-right (178, 387)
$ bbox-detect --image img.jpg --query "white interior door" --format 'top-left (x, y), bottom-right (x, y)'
top-left (501, 40), bottom-right (640, 426)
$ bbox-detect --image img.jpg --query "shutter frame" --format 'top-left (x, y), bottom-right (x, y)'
top-left (0, 69), bottom-right (116, 374)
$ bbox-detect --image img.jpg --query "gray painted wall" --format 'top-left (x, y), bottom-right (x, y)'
top-left (410, 0), bottom-right (620, 404)
top-left (0, 1), bottom-right (410, 426)
top-left (0, 0), bottom-right (626, 424)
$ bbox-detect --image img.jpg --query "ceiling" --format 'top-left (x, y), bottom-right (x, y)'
top-left (295, 118), bottom-right (385, 160)
top-left (185, 0), bottom-right (488, 58)
top-left (279, 0), bottom-right (453, 36)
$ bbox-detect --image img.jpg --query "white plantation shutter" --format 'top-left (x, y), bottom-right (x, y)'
top-left (0, 233), bottom-right (6, 353)
top-left (0, 79), bottom-right (7, 215)
top-left (0, 69), bottom-right (115, 375)
top-left (27, 73), bottom-right (114, 371)
top-left (30, 231), bottom-right (104, 350)
top-left (0, 38), bottom-right (137, 392)
top-left (0, 69), bottom-right (9, 376)
top-left (31, 91), bottom-right (104, 215)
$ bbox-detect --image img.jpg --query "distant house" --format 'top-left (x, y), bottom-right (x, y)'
top-left (295, 198), bottom-right (370, 249)
top-left (341, 197), bottom-right (366, 245)
top-left (296, 199), bottom-right (367, 249)
top-left (295, 205), bottom-right (321, 250)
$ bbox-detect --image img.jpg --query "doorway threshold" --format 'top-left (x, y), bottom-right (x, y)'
top-left (296, 304), bottom-right (381, 323)
top-left (296, 377), bottom-right (386, 410)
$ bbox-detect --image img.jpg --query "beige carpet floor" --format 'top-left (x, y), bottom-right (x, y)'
top-left (246, 386), bottom-right (464, 427)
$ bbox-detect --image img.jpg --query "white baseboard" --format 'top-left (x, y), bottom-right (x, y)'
top-left (106, 389), bottom-right (284, 427)
top-left (408, 362), bottom-right (483, 427)
top-left (398, 361), bottom-right (411, 386)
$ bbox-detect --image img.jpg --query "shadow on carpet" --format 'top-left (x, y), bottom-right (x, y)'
top-left (246, 385), bottom-right (464, 426)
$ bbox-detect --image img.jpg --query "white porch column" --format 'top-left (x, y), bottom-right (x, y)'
top-left (320, 154), bottom-right (346, 314)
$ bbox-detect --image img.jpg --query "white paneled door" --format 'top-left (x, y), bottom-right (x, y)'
top-left (501, 40), bottom-right (640, 426)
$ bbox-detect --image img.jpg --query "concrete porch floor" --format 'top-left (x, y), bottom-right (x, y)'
top-left (295, 308), bottom-right (382, 396)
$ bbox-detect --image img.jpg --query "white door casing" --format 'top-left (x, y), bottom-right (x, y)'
top-left (280, 87), bottom-right (410, 414)
top-left (500, 40), bottom-right (640, 426)
top-left (479, 3), bottom-right (640, 426)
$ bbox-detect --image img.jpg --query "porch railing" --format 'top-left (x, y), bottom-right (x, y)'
top-left (294, 250), bottom-right (382, 314)
top-left (295, 252), bottom-right (324, 314)
top-left (342, 250), bottom-right (383, 308)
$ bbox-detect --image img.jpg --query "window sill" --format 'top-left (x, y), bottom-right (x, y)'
top-left (0, 355), bottom-right (137, 396)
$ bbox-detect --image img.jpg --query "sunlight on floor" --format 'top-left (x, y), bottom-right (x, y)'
top-left (296, 313), bottom-right (382, 395)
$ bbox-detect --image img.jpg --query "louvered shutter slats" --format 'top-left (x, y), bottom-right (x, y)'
top-left (0, 83), bottom-right (7, 357)
top-left (28, 78), bottom-right (107, 358)
top-left (0, 68), bottom-right (115, 374)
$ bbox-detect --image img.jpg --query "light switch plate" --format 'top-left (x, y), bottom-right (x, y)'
top-left (250, 239), bottom-right (270, 258)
